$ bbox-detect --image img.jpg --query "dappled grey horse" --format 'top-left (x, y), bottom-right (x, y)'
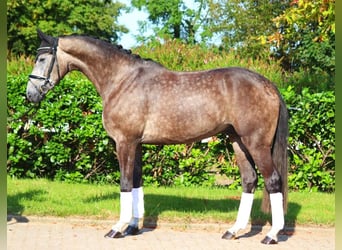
top-left (27, 30), bottom-right (288, 244)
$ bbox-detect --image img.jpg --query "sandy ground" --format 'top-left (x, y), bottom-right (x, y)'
top-left (7, 215), bottom-right (335, 250)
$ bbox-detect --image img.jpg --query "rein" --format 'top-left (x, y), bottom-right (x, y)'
top-left (28, 38), bottom-right (60, 97)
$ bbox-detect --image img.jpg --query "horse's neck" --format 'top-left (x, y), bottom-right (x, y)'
top-left (59, 37), bottom-right (132, 99)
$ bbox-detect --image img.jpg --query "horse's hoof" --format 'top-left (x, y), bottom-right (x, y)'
top-left (261, 236), bottom-right (278, 244)
top-left (104, 229), bottom-right (124, 239)
top-left (221, 231), bottom-right (236, 240)
top-left (123, 225), bottom-right (140, 236)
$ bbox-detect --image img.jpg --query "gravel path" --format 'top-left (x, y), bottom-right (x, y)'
top-left (7, 215), bottom-right (335, 250)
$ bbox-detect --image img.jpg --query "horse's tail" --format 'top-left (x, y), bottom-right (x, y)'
top-left (261, 95), bottom-right (289, 214)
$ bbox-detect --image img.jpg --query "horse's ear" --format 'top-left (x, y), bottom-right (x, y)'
top-left (37, 29), bottom-right (45, 40)
top-left (37, 29), bottom-right (55, 45)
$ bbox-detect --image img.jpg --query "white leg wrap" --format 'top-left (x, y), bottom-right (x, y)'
top-left (267, 192), bottom-right (285, 239)
top-left (129, 187), bottom-right (144, 227)
top-left (132, 187), bottom-right (145, 218)
top-left (229, 192), bottom-right (254, 234)
top-left (112, 192), bottom-right (132, 231)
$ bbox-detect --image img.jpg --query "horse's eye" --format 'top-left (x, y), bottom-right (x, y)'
top-left (38, 57), bottom-right (46, 63)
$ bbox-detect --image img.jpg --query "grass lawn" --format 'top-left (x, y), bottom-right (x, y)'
top-left (7, 177), bottom-right (335, 227)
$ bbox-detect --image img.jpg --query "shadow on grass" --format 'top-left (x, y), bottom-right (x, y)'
top-left (142, 193), bottom-right (301, 242)
top-left (84, 191), bottom-right (301, 241)
top-left (143, 193), bottom-right (300, 222)
top-left (7, 189), bottom-right (48, 224)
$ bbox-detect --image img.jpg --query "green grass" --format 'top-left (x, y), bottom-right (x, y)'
top-left (7, 177), bottom-right (335, 227)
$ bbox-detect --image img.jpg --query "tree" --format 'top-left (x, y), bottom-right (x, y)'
top-left (131, 0), bottom-right (208, 44)
top-left (268, 0), bottom-right (335, 78)
top-left (206, 0), bottom-right (289, 60)
top-left (7, 0), bottom-right (128, 56)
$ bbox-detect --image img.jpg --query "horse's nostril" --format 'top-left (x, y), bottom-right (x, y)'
top-left (26, 90), bottom-right (36, 102)
top-left (26, 91), bottom-right (32, 99)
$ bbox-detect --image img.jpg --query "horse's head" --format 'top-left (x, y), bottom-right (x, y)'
top-left (27, 30), bottom-right (62, 103)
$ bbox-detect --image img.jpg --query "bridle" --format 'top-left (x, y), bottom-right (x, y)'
top-left (28, 38), bottom-right (60, 97)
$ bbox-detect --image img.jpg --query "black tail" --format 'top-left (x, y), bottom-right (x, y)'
top-left (262, 96), bottom-right (289, 213)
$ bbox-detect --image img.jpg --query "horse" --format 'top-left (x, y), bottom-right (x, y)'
top-left (27, 30), bottom-right (288, 244)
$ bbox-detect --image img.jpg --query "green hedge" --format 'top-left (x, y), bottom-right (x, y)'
top-left (282, 87), bottom-right (335, 191)
top-left (7, 43), bottom-right (335, 191)
top-left (7, 73), bottom-right (119, 184)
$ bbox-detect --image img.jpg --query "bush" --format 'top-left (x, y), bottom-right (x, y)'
top-left (134, 39), bottom-right (285, 87)
top-left (7, 72), bottom-right (120, 184)
top-left (282, 87), bottom-right (335, 192)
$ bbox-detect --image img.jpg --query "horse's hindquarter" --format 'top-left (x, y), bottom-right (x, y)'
top-left (212, 68), bottom-right (280, 141)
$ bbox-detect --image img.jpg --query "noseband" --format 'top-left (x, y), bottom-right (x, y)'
top-left (29, 38), bottom-right (60, 97)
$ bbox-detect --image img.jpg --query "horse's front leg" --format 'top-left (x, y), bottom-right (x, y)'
top-left (105, 141), bottom-right (137, 239)
top-left (124, 143), bottom-right (144, 236)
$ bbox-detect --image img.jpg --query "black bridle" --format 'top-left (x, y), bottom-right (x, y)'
top-left (28, 38), bottom-right (60, 97)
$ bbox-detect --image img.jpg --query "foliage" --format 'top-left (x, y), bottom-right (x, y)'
top-left (207, 0), bottom-right (289, 60)
top-left (282, 87), bottom-right (335, 192)
top-left (132, 0), bottom-right (208, 44)
top-left (7, 71), bottom-right (120, 184)
top-left (130, 0), bottom-right (334, 90)
top-left (7, 41), bottom-right (335, 192)
top-left (7, 0), bottom-right (128, 56)
top-left (268, 0), bottom-right (335, 80)
top-left (133, 39), bottom-right (285, 86)
top-left (142, 144), bottom-right (216, 187)
top-left (206, 0), bottom-right (334, 90)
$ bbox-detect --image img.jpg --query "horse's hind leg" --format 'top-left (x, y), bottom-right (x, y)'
top-left (222, 135), bottom-right (257, 240)
top-left (249, 145), bottom-right (284, 244)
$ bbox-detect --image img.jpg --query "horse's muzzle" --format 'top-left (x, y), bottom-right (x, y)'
top-left (26, 81), bottom-right (44, 103)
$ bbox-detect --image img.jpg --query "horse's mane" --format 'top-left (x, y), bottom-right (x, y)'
top-left (61, 34), bottom-right (162, 66)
